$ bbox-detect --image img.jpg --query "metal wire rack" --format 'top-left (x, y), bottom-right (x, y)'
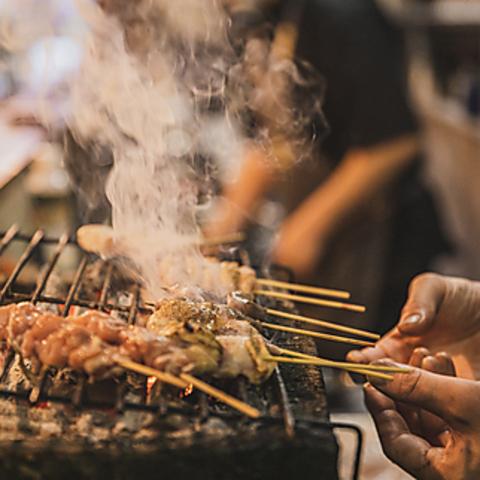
top-left (0, 225), bottom-right (363, 479)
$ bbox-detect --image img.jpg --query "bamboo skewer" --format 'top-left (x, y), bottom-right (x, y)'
top-left (264, 355), bottom-right (396, 381)
top-left (273, 347), bottom-right (409, 374)
top-left (116, 358), bottom-right (189, 389)
top-left (180, 373), bottom-right (261, 419)
top-left (266, 308), bottom-right (379, 340)
top-left (259, 321), bottom-right (375, 347)
top-left (200, 232), bottom-right (246, 247)
top-left (256, 278), bottom-right (350, 300)
top-left (254, 290), bottom-right (366, 313)
top-left (116, 358), bottom-right (261, 418)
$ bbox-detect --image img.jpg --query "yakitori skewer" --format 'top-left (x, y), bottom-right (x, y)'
top-left (0, 224), bottom-right (19, 255)
top-left (265, 355), bottom-right (395, 381)
top-left (255, 289), bottom-right (366, 313)
top-left (77, 224), bottom-right (246, 258)
top-left (200, 232), bottom-right (246, 247)
top-left (272, 346), bottom-right (408, 374)
top-left (265, 349), bottom-right (406, 380)
top-left (258, 321), bottom-right (375, 347)
top-left (116, 358), bottom-right (261, 418)
top-left (115, 358), bottom-right (189, 389)
top-left (266, 308), bottom-right (379, 340)
top-left (180, 373), bottom-right (261, 419)
top-left (256, 278), bottom-right (350, 299)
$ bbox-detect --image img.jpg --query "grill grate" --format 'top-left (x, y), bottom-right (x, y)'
top-left (0, 225), bottom-right (362, 480)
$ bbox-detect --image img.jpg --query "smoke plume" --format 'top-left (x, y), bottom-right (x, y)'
top-left (0, 0), bottom-right (325, 298)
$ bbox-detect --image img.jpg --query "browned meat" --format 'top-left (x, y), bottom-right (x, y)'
top-left (0, 300), bottom-right (275, 384)
top-left (150, 298), bottom-right (275, 383)
top-left (72, 311), bottom-right (125, 345)
top-left (0, 303), bottom-right (223, 378)
top-left (0, 304), bottom-right (14, 341)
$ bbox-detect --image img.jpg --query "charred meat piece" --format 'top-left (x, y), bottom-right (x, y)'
top-left (0, 302), bottom-right (276, 383)
top-left (149, 298), bottom-right (275, 384)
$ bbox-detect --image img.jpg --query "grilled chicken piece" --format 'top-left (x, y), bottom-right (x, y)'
top-left (216, 332), bottom-right (274, 384)
top-left (0, 302), bottom-right (273, 382)
top-left (149, 298), bottom-right (275, 384)
top-left (0, 299), bottom-right (276, 383)
top-left (218, 261), bottom-right (256, 294)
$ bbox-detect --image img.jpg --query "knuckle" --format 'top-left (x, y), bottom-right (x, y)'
top-left (410, 272), bottom-right (440, 291)
top-left (396, 369), bottom-right (422, 400)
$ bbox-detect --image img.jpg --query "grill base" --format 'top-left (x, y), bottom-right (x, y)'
top-left (0, 335), bottom-right (338, 480)
top-left (0, 418), bottom-right (337, 480)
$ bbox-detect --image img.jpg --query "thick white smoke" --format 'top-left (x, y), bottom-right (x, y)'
top-left (68, 0), bottom-right (235, 298)
top-left (0, 0), bottom-right (325, 299)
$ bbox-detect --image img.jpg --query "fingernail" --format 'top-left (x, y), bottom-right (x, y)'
top-left (347, 351), bottom-right (361, 362)
top-left (401, 313), bottom-right (423, 327)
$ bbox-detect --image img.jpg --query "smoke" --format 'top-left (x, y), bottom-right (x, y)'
top-left (0, 0), bottom-right (326, 298)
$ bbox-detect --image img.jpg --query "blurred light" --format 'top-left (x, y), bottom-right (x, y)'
top-left (21, 36), bottom-right (83, 94)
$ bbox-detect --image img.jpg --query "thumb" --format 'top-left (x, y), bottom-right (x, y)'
top-left (398, 273), bottom-right (446, 335)
top-left (368, 360), bottom-right (479, 430)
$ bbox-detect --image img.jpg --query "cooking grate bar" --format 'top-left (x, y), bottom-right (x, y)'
top-left (6, 292), bottom-right (152, 316)
top-left (62, 256), bottom-right (89, 316)
top-left (0, 229), bottom-right (44, 302)
top-left (0, 349), bottom-right (15, 382)
top-left (0, 224), bottom-right (19, 256)
top-left (115, 381), bottom-right (128, 411)
top-left (29, 366), bottom-right (50, 404)
top-left (128, 284), bottom-right (141, 324)
top-left (32, 233), bottom-right (69, 304)
top-left (72, 374), bottom-right (87, 408)
top-left (98, 262), bottom-right (113, 310)
top-left (1, 230), bottom-right (75, 245)
top-left (273, 367), bottom-right (295, 438)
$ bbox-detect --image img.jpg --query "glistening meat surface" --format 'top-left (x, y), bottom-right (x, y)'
top-left (0, 301), bottom-right (276, 383)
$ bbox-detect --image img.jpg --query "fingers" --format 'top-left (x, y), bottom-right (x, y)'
top-left (347, 332), bottom-right (414, 365)
top-left (395, 348), bottom-right (430, 434)
top-left (398, 273), bottom-right (446, 335)
top-left (416, 350), bottom-right (454, 446)
top-left (409, 347), bottom-right (430, 368)
top-left (364, 383), bottom-right (441, 479)
top-left (368, 360), bottom-right (478, 429)
top-left (433, 352), bottom-right (456, 377)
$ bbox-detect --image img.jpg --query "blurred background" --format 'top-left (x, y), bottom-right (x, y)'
top-left (0, 0), bottom-right (479, 478)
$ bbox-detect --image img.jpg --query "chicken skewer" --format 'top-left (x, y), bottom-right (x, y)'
top-left (115, 358), bottom-right (261, 418)
top-left (227, 292), bottom-right (378, 343)
top-left (0, 302), bottom-right (264, 416)
top-left (0, 299), bottom-right (398, 406)
top-left (0, 302), bottom-right (275, 383)
top-left (76, 224), bottom-right (350, 300)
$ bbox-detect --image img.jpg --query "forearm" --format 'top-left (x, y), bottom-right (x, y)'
top-left (208, 146), bottom-right (277, 234)
top-left (292, 134), bottom-right (420, 240)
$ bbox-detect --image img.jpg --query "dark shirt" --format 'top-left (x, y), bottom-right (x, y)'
top-left (271, 0), bottom-right (450, 330)
top-left (294, 0), bottom-right (416, 163)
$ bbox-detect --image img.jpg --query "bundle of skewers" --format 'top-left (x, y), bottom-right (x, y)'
top-left (0, 225), bottom-right (407, 419)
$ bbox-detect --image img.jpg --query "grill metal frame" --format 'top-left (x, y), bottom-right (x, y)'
top-left (0, 226), bottom-right (362, 479)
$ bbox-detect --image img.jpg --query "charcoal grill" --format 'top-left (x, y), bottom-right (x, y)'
top-left (0, 225), bottom-right (362, 480)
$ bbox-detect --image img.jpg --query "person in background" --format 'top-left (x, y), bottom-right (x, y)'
top-left (208, 0), bottom-right (450, 338)
top-left (348, 272), bottom-right (480, 479)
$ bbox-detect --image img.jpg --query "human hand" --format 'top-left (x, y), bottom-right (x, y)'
top-left (365, 354), bottom-right (480, 480)
top-left (348, 273), bottom-right (480, 379)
